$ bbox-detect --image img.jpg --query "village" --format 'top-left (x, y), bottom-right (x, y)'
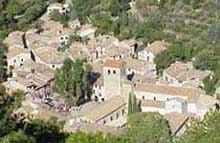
top-left (2, 2), bottom-right (219, 137)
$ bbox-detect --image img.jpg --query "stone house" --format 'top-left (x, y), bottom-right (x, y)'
top-left (138, 40), bottom-right (169, 63)
top-left (134, 83), bottom-right (218, 117)
top-left (47, 3), bottom-right (69, 15)
top-left (124, 58), bottom-right (156, 76)
top-left (103, 59), bottom-right (126, 100)
top-left (32, 46), bottom-right (66, 69)
top-left (163, 62), bottom-right (211, 88)
top-left (79, 96), bottom-right (127, 127)
top-left (3, 31), bottom-right (31, 69)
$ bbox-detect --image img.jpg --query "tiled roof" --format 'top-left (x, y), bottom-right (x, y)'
top-left (135, 84), bottom-right (202, 102)
top-left (104, 59), bottom-right (124, 68)
top-left (164, 62), bottom-right (211, 84)
top-left (145, 40), bottom-right (169, 55)
top-left (124, 58), bottom-right (153, 71)
top-left (6, 47), bottom-right (29, 59)
top-left (3, 31), bottom-right (24, 49)
top-left (82, 96), bottom-right (125, 122)
top-left (33, 46), bottom-right (66, 65)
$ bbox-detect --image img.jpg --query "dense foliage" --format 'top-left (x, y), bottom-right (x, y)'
top-left (177, 110), bottom-right (220, 143)
top-left (0, 42), bottom-right (6, 82)
top-left (67, 0), bottom-right (220, 94)
top-left (0, 0), bottom-right (64, 40)
top-left (1, 0), bottom-right (220, 142)
top-left (128, 93), bottom-right (141, 115)
top-left (65, 112), bottom-right (172, 143)
top-left (0, 84), bottom-right (172, 143)
top-left (53, 58), bottom-right (93, 106)
top-left (127, 112), bottom-right (172, 143)
top-left (0, 84), bottom-right (67, 143)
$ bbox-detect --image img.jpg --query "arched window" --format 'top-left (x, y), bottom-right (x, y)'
top-left (113, 70), bottom-right (116, 74)
top-left (108, 69), bottom-right (111, 75)
top-left (122, 109), bottom-right (125, 115)
top-left (110, 116), bottom-right (113, 121)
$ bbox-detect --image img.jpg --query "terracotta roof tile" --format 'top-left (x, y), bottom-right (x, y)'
top-left (104, 59), bottom-right (124, 68)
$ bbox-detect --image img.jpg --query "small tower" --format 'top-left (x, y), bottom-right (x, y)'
top-left (103, 59), bottom-right (125, 99)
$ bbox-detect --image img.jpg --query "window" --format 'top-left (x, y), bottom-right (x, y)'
top-left (116, 113), bottom-right (119, 119)
top-left (122, 109), bottom-right (125, 115)
top-left (154, 97), bottom-right (156, 101)
top-left (110, 116), bottom-right (113, 121)
top-left (101, 98), bottom-right (105, 102)
top-left (103, 120), bottom-right (106, 124)
top-left (14, 59), bottom-right (16, 63)
top-left (21, 58), bottom-right (23, 62)
top-left (113, 70), bottom-right (116, 74)
top-left (52, 65), bottom-right (55, 68)
top-left (108, 69), bottom-right (111, 75)
top-left (142, 96), bottom-right (145, 100)
top-left (95, 96), bottom-right (98, 102)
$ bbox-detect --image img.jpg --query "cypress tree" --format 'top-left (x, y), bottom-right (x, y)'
top-left (128, 93), bottom-right (133, 116)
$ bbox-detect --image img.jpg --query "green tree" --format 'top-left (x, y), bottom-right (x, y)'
top-left (128, 93), bottom-right (133, 116)
top-left (128, 93), bottom-right (141, 116)
top-left (193, 49), bottom-right (217, 71)
top-left (127, 112), bottom-right (172, 143)
top-left (66, 132), bottom-right (106, 143)
top-left (53, 58), bottom-right (93, 105)
top-left (0, 130), bottom-right (36, 143)
top-left (203, 74), bottom-right (219, 95)
top-left (177, 110), bottom-right (220, 143)
top-left (0, 87), bottom-right (25, 137)
top-left (154, 50), bottom-right (175, 75)
top-left (0, 43), bottom-right (5, 82)
top-left (170, 41), bottom-right (193, 61)
top-left (6, 0), bottom-right (23, 17)
top-left (49, 11), bottom-right (70, 25)
top-left (23, 119), bottom-right (66, 143)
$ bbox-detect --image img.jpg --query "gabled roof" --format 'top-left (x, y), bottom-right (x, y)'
top-left (82, 96), bottom-right (126, 122)
top-left (145, 40), bottom-right (169, 55)
top-left (134, 83), bottom-right (203, 102)
top-left (3, 31), bottom-right (24, 49)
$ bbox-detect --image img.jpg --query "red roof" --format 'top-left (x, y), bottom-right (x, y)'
top-left (104, 59), bottom-right (124, 68)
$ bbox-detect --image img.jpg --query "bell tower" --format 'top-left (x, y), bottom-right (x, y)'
top-left (103, 59), bottom-right (125, 100)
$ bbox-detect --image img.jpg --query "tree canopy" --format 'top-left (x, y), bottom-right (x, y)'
top-left (177, 110), bottom-right (220, 143)
top-left (53, 58), bottom-right (93, 106)
top-left (127, 112), bottom-right (172, 143)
